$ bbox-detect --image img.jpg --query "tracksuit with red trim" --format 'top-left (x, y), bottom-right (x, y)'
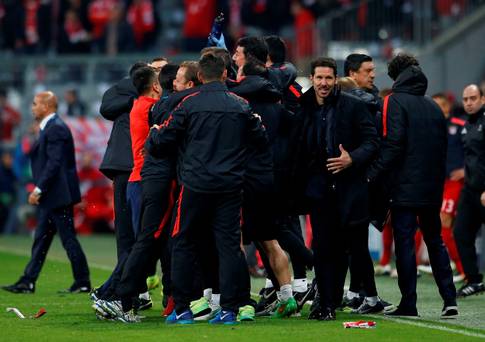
top-left (147, 81), bottom-right (269, 314)
top-left (115, 90), bottom-right (196, 311)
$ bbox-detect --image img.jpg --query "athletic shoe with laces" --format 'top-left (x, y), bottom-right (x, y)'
top-left (162, 296), bottom-right (175, 317)
top-left (440, 305), bottom-right (458, 319)
top-left (379, 297), bottom-right (395, 312)
top-left (116, 309), bottom-right (141, 323)
top-left (456, 282), bottom-right (485, 297)
top-left (209, 310), bottom-right (238, 325)
top-left (237, 305), bottom-right (255, 322)
top-left (2, 281), bottom-right (35, 294)
top-left (90, 287), bottom-right (100, 302)
top-left (255, 287), bottom-right (278, 316)
top-left (190, 297), bottom-right (212, 320)
top-left (146, 275), bottom-right (160, 291)
top-left (294, 280), bottom-right (317, 312)
top-left (92, 301), bottom-right (114, 320)
top-left (272, 297), bottom-right (297, 318)
top-left (166, 309), bottom-right (194, 324)
top-left (97, 299), bottom-right (124, 318)
top-left (59, 283), bottom-right (91, 294)
top-left (340, 295), bottom-right (364, 311)
top-left (384, 306), bottom-right (419, 318)
top-left (351, 298), bottom-right (385, 314)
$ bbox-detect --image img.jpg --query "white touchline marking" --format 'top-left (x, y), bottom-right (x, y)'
top-left (2, 245), bottom-right (485, 337)
top-left (369, 315), bottom-right (485, 339)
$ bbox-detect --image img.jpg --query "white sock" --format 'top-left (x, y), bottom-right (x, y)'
top-left (139, 291), bottom-right (150, 300)
top-left (292, 278), bottom-right (308, 293)
top-left (346, 290), bottom-right (360, 300)
top-left (279, 284), bottom-right (293, 302)
top-left (265, 278), bottom-right (274, 289)
top-left (211, 293), bottom-right (221, 307)
top-left (203, 288), bottom-right (212, 301)
top-left (365, 296), bottom-right (378, 306)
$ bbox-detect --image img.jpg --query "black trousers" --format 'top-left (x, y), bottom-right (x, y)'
top-left (21, 205), bottom-right (90, 285)
top-left (348, 225), bottom-right (378, 297)
top-left (171, 187), bottom-right (249, 313)
top-left (454, 186), bottom-right (485, 283)
top-left (309, 189), bottom-right (349, 311)
top-left (391, 206), bottom-right (456, 309)
top-left (116, 178), bottom-right (176, 304)
top-left (99, 172), bottom-right (135, 298)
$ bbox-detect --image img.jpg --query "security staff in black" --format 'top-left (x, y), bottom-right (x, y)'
top-left (454, 84), bottom-right (485, 297)
top-left (147, 53), bottom-right (268, 323)
top-left (295, 57), bottom-right (379, 321)
top-left (367, 54), bottom-right (457, 318)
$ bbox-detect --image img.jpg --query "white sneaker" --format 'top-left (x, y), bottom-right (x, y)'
top-left (374, 264), bottom-right (392, 276)
top-left (417, 265), bottom-right (433, 274)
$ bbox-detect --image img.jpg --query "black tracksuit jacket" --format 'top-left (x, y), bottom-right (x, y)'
top-left (462, 107), bottom-right (485, 192)
top-left (146, 81), bottom-right (268, 194)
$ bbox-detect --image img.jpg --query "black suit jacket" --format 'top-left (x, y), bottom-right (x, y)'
top-left (30, 114), bottom-right (81, 210)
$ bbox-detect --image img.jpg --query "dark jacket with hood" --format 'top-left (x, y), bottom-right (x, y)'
top-left (367, 65), bottom-right (447, 208)
top-left (99, 77), bottom-right (137, 179)
top-left (294, 86), bottom-right (379, 225)
top-left (268, 62), bottom-right (302, 114)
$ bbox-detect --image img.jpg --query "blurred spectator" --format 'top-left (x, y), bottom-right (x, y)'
top-left (60, 88), bottom-right (87, 117)
top-left (0, 149), bottom-right (16, 233)
top-left (76, 151), bottom-right (114, 234)
top-left (58, 0), bottom-right (92, 54)
top-left (0, 89), bottom-right (21, 146)
top-left (106, 2), bottom-right (136, 55)
top-left (127, 0), bottom-right (157, 50)
top-left (88, 0), bottom-right (119, 53)
top-left (240, 0), bottom-right (293, 35)
top-left (291, 1), bottom-right (316, 61)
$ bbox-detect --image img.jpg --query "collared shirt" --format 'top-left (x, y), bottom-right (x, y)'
top-left (39, 113), bottom-right (56, 130)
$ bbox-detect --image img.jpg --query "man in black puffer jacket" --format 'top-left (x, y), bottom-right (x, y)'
top-left (367, 54), bottom-right (457, 319)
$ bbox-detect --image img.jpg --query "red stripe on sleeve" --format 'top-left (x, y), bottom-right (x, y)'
top-left (289, 85), bottom-right (301, 98)
top-left (382, 93), bottom-right (392, 138)
top-left (171, 185), bottom-right (184, 237)
top-left (154, 180), bottom-right (178, 239)
top-left (450, 117), bottom-right (466, 126)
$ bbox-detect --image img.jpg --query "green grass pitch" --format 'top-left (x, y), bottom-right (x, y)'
top-left (0, 235), bottom-right (484, 341)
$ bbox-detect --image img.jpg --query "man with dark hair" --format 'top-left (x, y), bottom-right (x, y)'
top-left (295, 56), bottom-right (379, 321)
top-left (340, 53), bottom-right (391, 314)
top-left (264, 35), bottom-right (286, 65)
top-left (93, 61), bottom-right (147, 302)
top-left (367, 53), bottom-right (457, 318)
top-left (233, 36), bottom-right (268, 75)
top-left (148, 53), bottom-right (268, 325)
top-left (453, 84), bottom-right (485, 297)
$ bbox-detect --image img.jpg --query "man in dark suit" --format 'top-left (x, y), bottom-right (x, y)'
top-left (2, 91), bottom-right (90, 294)
top-left (296, 57), bottom-right (379, 321)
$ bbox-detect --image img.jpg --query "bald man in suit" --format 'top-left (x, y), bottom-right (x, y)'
top-left (2, 91), bottom-right (91, 294)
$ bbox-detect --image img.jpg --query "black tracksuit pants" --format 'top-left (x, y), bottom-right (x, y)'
top-left (99, 172), bottom-right (135, 298)
top-left (454, 186), bottom-right (485, 283)
top-left (348, 226), bottom-right (378, 297)
top-left (391, 206), bottom-right (456, 310)
top-left (171, 187), bottom-right (249, 313)
top-left (116, 178), bottom-right (176, 307)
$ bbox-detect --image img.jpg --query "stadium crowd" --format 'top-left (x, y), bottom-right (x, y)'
top-left (1, 21), bottom-right (485, 325)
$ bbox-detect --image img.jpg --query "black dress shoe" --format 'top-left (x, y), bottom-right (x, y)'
top-left (59, 283), bottom-right (91, 294)
top-left (2, 281), bottom-right (35, 294)
top-left (384, 306), bottom-right (419, 318)
top-left (309, 306), bottom-right (336, 321)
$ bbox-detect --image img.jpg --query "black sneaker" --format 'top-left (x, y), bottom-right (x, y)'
top-left (456, 282), bottom-right (485, 298)
top-left (441, 305), bottom-right (458, 319)
top-left (294, 281), bottom-right (317, 312)
top-left (2, 281), bottom-right (35, 294)
top-left (308, 306), bottom-right (336, 321)
top-left (310, 288), bottom-right (320, 312)
top-left (340, 295), bottom-right (364, 311)
top-left (255, 287), bottom-right (278, 316)
top-left (352, 299), bottom-right (384, 314)
top-left (138, 297), bottom-right (153, 311)
top-left (384, 306), bottom-right (419, 318)
top-left (379, 297), bottom-right (395, 312)
top-left (59, 283), bottom-right (91, 294)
